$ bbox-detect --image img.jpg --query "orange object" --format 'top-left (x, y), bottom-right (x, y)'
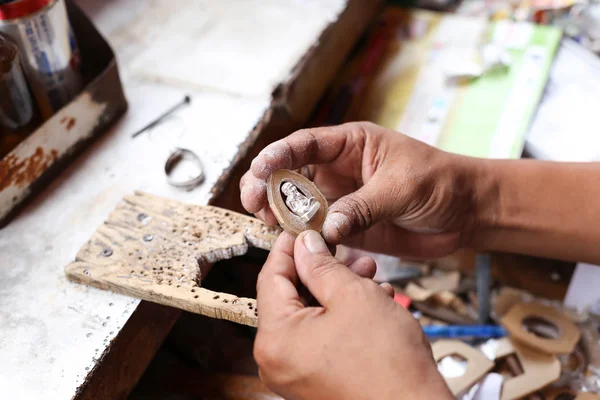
top-left (394, 293), bottom-right (411, 309)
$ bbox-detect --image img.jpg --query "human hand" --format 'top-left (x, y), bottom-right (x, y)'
top-left (241, 122), bottom-right (483, 258)
top-left (254, 230), bottom-right (452, 400)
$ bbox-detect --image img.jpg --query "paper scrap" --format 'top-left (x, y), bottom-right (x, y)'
top-left (564, 263), bottom-right (600, 315)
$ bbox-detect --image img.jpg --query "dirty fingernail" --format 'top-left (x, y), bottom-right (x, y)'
top-left (323, 212), bottom-right (351, 238)
top-left (303, 230), bottom-right (328, 254)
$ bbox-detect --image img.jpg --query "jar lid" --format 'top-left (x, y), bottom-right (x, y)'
top-left (0, 0), bottom-right (54, 21)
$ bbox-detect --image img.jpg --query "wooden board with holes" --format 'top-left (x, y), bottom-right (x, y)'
top-left (66, 192), bottom-right (280, 327)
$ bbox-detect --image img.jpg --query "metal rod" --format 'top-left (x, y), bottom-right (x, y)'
top-left (476, 253), bottom-right (491, 324)
top-left (131, 95), bottom-right (191, 138)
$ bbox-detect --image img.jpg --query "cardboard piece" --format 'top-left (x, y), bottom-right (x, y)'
top-left (405, 282), bottom-right (469, 316)
top-left (486, 338), bottom-right (560, 400)
top-left (267, 169), bottom-right (328, 235)
top-left (493, 287), bottom-right (528, 319)
top-left (432, 340), bottom-right (494, 396)
top-left (419, 271), bottom-right (461, 292)
top-left (501, 302), bottom-right (581, 354)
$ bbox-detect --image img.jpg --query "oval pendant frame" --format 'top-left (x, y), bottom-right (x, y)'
top-left (267, 169), bottom-right (327, 235)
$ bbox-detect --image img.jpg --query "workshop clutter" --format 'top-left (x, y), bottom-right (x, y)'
top-left (0, 1), bottom-right (127, 226)
top-left (457, 0), bottom-right (600, 55)
top-left (391, 263), bottom-right (600, 399)
top-left (0, 0), bottom-right (82, 158)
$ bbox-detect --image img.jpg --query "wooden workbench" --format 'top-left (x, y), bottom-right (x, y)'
top-left (0, 1), bottom-right (381, 398)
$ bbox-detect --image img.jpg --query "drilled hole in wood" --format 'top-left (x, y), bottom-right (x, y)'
top-left (437, 354), bottom-right (468, 378)
top-left (223, 299), bottom-right (229, 303)
top-left (191, 289), bottom-right (195, 293)
top-left (522, 316), bottom-right (560, 339)
top-left (213, 295), bottom-right (220, 300)
top-left (194, 295), bottom-right (198, 299)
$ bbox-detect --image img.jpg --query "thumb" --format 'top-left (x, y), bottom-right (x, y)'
top-left (294, 230), bottom-right (361, 308)
top-left (322, 179), bottom-right (393, 243)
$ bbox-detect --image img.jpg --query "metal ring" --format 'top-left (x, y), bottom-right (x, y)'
top-left (164, 148), bottom-right (205, 190)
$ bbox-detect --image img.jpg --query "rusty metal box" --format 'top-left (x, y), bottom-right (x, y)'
top-left (0, 1), bottom-right (128, 226)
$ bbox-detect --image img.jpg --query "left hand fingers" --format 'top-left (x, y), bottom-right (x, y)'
top-left (240, 169), bottom-right (268, 214)
top-left (347, 256), bottom-right (376, 280)
top-left (256, 232), bottom-right (303, 326)
top-left (379, 282), bottom-right (395, 298)
top-left (255, 206), bottom-right (278, 226)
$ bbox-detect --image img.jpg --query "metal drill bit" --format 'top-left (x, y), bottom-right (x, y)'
top-left (131, 95), bottom-right (191, 139)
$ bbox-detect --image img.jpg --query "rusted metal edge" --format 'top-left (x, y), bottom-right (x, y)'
top-left (0, 1), bottom-right (128, 227)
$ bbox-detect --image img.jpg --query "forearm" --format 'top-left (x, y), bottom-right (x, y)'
top-left (472, 159), bottom-right (600, 264)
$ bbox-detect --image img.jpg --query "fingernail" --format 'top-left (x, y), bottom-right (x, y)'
top-left (303, 230), bottom-right (328, 254)
top-left (323, 212), bottom-right (351, 238)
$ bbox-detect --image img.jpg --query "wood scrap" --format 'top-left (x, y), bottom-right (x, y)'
top-left (501, 302), bottom-right (581, 355)
top-left (419, 271), bottom-right (460, 292)
top-left (492, 287), bottom-right (529, 320)
top-left (65, 191), bottom-right (281, 327)
top-left (405, 282), bottom-right (469, 316)
top-left (412, 302), bottom-right (476, 325)
top-left (486, 338), bottom-right (561, 400)
top-left (432, 340), bottom-right (494, 396)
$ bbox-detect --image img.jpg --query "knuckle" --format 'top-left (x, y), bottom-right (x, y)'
top-left (343, 195), bottom-right (375, 229)
top-left (255, 270), bottom-right (268, 293)
top-left (293, 128), bottom-right (319, 156)
top-left (355, 121), bottom-right (378, 132)
top-left (254, 334), bottom-right (286, 373)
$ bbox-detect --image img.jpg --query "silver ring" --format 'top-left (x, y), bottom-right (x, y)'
top-left (164, 148), bottom-right (205, 190)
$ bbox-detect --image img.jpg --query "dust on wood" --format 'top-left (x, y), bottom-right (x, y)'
top-left (65, 191), bottom-right (281, 327)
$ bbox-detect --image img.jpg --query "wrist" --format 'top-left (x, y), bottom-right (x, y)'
top-left (466, 157), bottom-right (502, 250)
top-left (451, 155), bottom-right (501, 251)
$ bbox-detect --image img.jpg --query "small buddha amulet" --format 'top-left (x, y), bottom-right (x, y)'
top-left (267, 169), bottom-right (328, 235)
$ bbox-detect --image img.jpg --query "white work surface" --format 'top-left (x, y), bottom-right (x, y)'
top-left (0, 1), bottom-right (345, 398)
